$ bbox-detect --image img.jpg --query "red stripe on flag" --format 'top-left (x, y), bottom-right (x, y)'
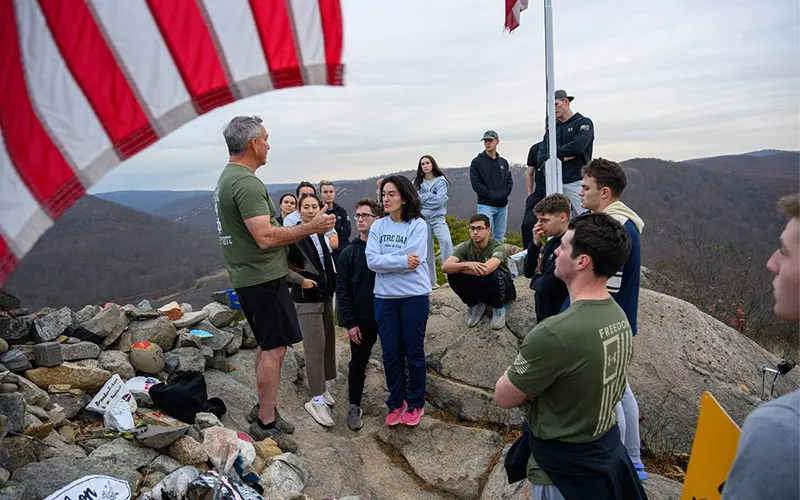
top-left (317, 0), bottom-right (344, 86)
top-left (0, 0), bottom-right (85, 219)
top-left (505, 0), bottom-right (520, 31)
top-left (0, 237), bottom-right (18, 287)
top-left (146, 0), bottom-right (234, 114)
top-left (249, 0), bottom-right (303, 89)
top-left (37, 0), bottom-right (157, 159)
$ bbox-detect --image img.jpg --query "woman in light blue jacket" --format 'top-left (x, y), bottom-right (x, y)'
top-left (413, 155), bottom-right (453, 289)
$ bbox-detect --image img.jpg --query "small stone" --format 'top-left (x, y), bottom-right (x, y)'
top-left (180, 303), bottom-right (193, 313)
top-left (166, 435), bottom-right (208, 466)
top-left (224, 324), bottom-right (243, 356)
top-left (142, 471), bottom-right (166, 490)
top-left (0, 339), bottom-right (7, 354)
top-left (57, 425), bottom-right (76, 443)
top-left (202, 303), bottom-right (236, 328)
top-left (0, 349), bottom-right (31, 372)
top-left (34, 342), bottom-right (63, 367)
top-left (48, 392), bottom-right (90, 419)
top-left (60, 341), bottom-right (101, 361)
top-left (11, 345), bottom-right (34, 360)
top-left (133, 390), bottom-right (154, 409)
top-left (241, 322), bottom-right (257, 349)
top-left (0, 291), bottom-right (20, 312)
top-left (27, 404), bottom-right (49, 420)
top-left (32, 307), bottom-right (72, 343)
top-left (163, 347), bottom-right (205, 374)
top-left (129, 316), bottom-right (178, 352)
top-left (72, 305), bottom-right (101, 324)
top-left (25, 362), bottom-right (112, 392)
top-left (46, 409), bottom-right (66, 427)
top-left (0, 315), bottom-right (32, 344)
top-left (158, 301), bottom-right (184, 321)
top-left (4, 373), bottom-right (49, 407)
top-left (47, 384), bottom-right (72, 393)
top-left (0, 384), bottom-right (15, 393)
top-left (136, 425), bottom-right (190, 449)
top-left (173, 311), bottom-right (207, 329)
top-left (176, 329), bottom-right (202, 349)
top-left (82, 305), bottom-right (129, 348)
top-left (0, 393), bottom-right (25, 433)
top-left (98, 350), bottom-right (135, 380)
top-left (145, 455), bottom-right (182, 476)
top-left (8, 308), bottom-right (28, 317)
top-left (196, 321), bottom-right (233, 353)
top-left (194, 412), bottom-right (221, 430)
top-left (253, 439), bottom-right (283, 461)
top-left (138, 300), bottom-right (152, 309)
top-left (24, 421), bottom-right (53, 440)
top-left (89, 438), bottom-right (160, 469)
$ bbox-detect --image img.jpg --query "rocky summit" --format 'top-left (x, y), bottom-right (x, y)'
top-left (0, 277), bottom-right (795, 500)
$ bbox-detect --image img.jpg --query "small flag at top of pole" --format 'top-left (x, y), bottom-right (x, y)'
top-left (505, 0), bottom-right (529, 31)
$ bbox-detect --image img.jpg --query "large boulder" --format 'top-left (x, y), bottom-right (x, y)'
top-left (32, 307), bottom-right (72, 343)
top-left (7, 457), bottom-right (142, 499)
top-left (631, 289), bottom-right (800, 453)
top-left (377, 417), bottom-right (503, 499)
top-left (642, 474), bottom-right (683, 500)
top-left (88, 438), bottom-right (160, 469)
top-left (24, 362), bottom-right (112, 392)
top-left (427, 371), bottom-right (525, 427)
top-left (480, 445), bottom-right (527, 500)
top-left (129, 316), bottom-right (178, 351)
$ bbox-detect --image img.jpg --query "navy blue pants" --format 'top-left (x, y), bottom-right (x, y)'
top-left (374, 295), bottom-right (429, 410)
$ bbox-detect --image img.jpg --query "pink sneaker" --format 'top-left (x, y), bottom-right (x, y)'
top-left (385, 401), bottom-right (408, 426)
top-left (402, 407), bottom-right (424, 426)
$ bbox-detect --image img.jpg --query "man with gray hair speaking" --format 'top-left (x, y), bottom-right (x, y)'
top-left (214, 115), bottom-right (335, 451)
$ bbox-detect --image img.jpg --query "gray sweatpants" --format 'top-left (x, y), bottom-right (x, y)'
top-left (532, 484), bottom-right (565, 500)
top-left (295, 301), bottom-right (337, 396)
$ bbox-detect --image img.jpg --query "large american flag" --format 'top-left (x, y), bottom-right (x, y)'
top-left (0, 0), bottom-right (345, 287)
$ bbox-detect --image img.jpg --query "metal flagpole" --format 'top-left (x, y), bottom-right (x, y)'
top-left (543, 0), bottom-right (562, 195)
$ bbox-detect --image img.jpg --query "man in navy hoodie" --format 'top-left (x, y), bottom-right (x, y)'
top-left (537, 90), bottom-right (594, 217)
top-left (579, 158), bottom-right (647, 481)
top-left (470, 130), bottom-right (513, 241)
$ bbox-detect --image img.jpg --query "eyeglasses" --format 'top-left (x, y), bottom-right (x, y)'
top-left (354, 213), bottom-right (376, 220)
top-left (469, 225), bottom-right (487, 232)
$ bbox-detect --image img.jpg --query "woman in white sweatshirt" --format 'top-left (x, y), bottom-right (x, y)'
top-left (366, 175), bottom-right (431, 427)
top-left (413, 155), bottom-right (453, 290)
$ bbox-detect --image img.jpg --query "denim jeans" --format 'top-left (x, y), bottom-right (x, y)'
top-left (477, 204), bottom-right (508, 242)
top-left (374, 295), bottom-right (429, 410)
top-left (425, 216), bottom-right (453, 286)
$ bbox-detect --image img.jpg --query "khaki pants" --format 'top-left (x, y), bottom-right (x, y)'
top-left (295, 301), bottom-right (337, 396)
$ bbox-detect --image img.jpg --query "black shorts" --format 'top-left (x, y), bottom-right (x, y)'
top-left (236, 277), bottom-right (302, 351)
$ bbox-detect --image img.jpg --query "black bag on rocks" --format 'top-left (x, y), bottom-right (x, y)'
top-left (63, 324), bottom-right (105, 345)
top-left (149, 371), bottom-right (226, 424)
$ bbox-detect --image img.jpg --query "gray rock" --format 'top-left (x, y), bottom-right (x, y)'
top-left (427, 371), bottom-right (526, 427)
top-left (196, 321), bottom-right (233, 353)
top-left (133, 391), bottom-right (154, 409)
top-left (194, 412), bottom-right (221, 430)
top-left (377, 417), bottom-right (503, 499)
top-left (0, 316), bottom-right (31, 344)
top-left (72, 305), bottom-right (101, 325)
top-left (39, 431), bottom-right (87, 461)
top-left (0, 292), bottom-right (20, 312)
top-left (504, 281), bottom-right (536, 340)
top-left (25, 405), bottom-right (47, 421)
top-left (98, 350), bottom-right (135, 380)
top-left (241, 321), bottom-right (257, 349)
top-left (9, 457), bottom-right (142, 499)
top-left (0, 394), bottom-right (24, 434)
top-left (163, 347), bottom-right (206, 374)
top-left (60, 341), bottom-right (100, 361)
top-left (129, 316), bottom-right (178, 351)
top-left (121, 304), bottom-right (161, 320)
top-left (176, 330), bottom-right (203, 349)
top-left (163, 352), bottom-right (179, 374)
top-left (71, 359), bottom-right (100, 370)
top-left (82, 305), bottom-right (129, 348)
top-left (138, 300), bottom-right (152, 309)
top-left (32, 307), bottom-right (72, 343)
top-left (145, 466), bottom-right (199, 500)
top-left (202, 302), bottom-right (236, 328)
top-left (180, 303), bottom-right (193, 313)
top-left (8, 346), bottom-right (32, 361)
top-left (0, 383), bottom-right (16, 393)
top-left (642, 474), bottom-right (684, 500)
top-left (480, 445), bottom-right (527, 500)
top-left (200, 345), bottom-right (214, 367)
top-left (48, 392), bottom-right (91, 419)
top-left (0, 436), bottom-right (46, 470)
top-left (172, 311), bottom-right (207, 329)
top-left (89, 438), bottom-right (160, 469)
top-left (136, 425), bottom-right (190, 449)
top-left (144, 455), bottom-right (182, 476)
top-left (0, 351), bottom-right (30, 372)
top-left (258, 453), bottom-right (310, 497)
top-left (1, 373), bottom-right (49, 408)
top-left (0, 364), bottom-right (5, 373)
top-left (0, 339), bottom-right (7, 355)
top-left (224, 324), bottom-right (243, 356)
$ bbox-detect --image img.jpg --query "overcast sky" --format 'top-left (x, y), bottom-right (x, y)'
top-left (92, 0), bottom-right (800, 193)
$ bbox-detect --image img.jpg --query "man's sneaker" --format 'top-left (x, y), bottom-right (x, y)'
top-left (633, 462), bottom-right (649, 481)
top-left (347, 404), bottom-right (364, 431)
top-left (490, 306), bottom-right (507, 330)
top-left (248, 422), bottom-right (298, 453)
top-left (385, 401), bottom-right (408, 426)
top-left (322, 389), bottom-right (336, 406)
top-left (246, 405), bottom-right (295, 434)
top-left (466, 303), bottom-right (486, 327)
top-left (401, 407), bottom-right (424, 426)
top-left (305, 400), bottom-right (335, 427)
top-left (431, 282), bottom-right (440, 290)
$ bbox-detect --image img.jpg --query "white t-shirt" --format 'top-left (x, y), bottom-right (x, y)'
top-left (311, 233), bottom-right (332, 270)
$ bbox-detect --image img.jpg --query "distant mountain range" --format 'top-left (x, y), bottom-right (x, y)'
top-left (4, 150), bottom-right (799, 311)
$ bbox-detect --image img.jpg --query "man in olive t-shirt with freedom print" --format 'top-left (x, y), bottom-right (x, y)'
top-left (214, 115), bottom-right (335, 452)
top-left (494, 213), bottom-right (646, 500)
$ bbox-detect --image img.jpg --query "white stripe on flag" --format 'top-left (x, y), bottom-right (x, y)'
top-left (14, 0), bottom-right (117, 182)
top-left (0, 132), bottom-right (53, 258)
top-left (199, 0), bottom-right (274, 98)
top-left (289, 0), bottom-right (327, 85)
top-left (88, 0), bottom-right (196, 136)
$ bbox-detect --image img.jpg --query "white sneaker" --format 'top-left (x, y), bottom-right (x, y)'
top-left (322, 389), bottom-right (336, 406)
top-left (305, 400), bottom-right (335, 427)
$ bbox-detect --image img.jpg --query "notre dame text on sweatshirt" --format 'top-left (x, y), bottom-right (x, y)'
top-left (366, 217), bottom-right (432, 299)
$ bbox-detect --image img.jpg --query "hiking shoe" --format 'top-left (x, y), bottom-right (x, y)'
top-left (347, 404), bottom-right (364, 431)
top-left (246, 405), bottom-right (295, 434)
top-left (305, 400), bottom-right (335, 427)
top-left (466, 303), bottom-right (486, 327)
top-left (385, 401), bottom-right (408, 426)
top-left (322, 389), bottom-right (336, 406)
top-left (401, 407), bottom-right (424, 426)
top-left (248, 422), bottom-right (298, 453)
top-left (633, 462), bottom-right (649, 481)
top-left (431, 282), bottom-right (440, 290)
top-left (491, 306), bottom-right (507, 330)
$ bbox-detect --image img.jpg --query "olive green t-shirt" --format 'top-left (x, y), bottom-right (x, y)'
top-left (214, 163), bottom-right (288, 288)
top-left (451, 238), bottom-right (510, 275)
top-left (507, 298), bottom-right (633, 484)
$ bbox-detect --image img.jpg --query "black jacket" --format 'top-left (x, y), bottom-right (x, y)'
top-left (537, 113), bottom-right (594, 184)
top-left (335, 238), bottom-right (377, 330)
top-left (527, 141), bottom-right (546, 199)
top-left (326, 202), bottom-right (351, 256)
top-left (287, 234), bottom-right (336, 303)
top-left (469, 151), bottom-right (513, 207)
top-left (524, 234), bottom-right (568, 322)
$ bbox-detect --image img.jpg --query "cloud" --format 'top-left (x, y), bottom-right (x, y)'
top-left (91, 0), bottom-right (800, 192)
